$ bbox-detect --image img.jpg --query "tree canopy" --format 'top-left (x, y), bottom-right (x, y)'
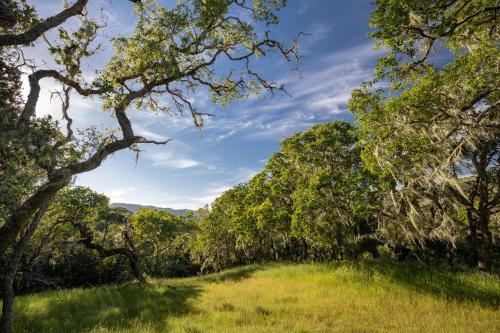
top-left (349, 0), bottom-right (499, 271)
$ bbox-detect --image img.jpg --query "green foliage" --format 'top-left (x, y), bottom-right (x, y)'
top-left (0, 186), bottom-right (200, 293)
top-left (0, 0), bottom-right (39, 33)
top-left (98, 0), bottom-right (294, 121)
top-left (131, 209), bottom-right (178, 243)
top-left (130, 208), bottom-right (198, 277)
top-left (55, 187), bottom-right (109, 222)
top-left (369, 0), bottom-right (499, 86)
top-left (283, 122), bottom-right (368, 256)
top-left (349, 0), bottom-right (499, 269)
top-left (0, 0), bottom-right (298, 260)
top-left (194, 121), bottom-right (380, 270)
top-left (49, 19), bottom-right (101, 78)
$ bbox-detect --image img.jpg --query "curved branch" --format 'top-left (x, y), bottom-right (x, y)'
top-left (0, 0), bottom-right (88, 47)
top-left (0, 0), bottom-right (142, 47)
top-left (18, 69), bottom-right (106, 128)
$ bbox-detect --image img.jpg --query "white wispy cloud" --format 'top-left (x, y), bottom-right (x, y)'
top-left (213, 129), bottom-right (238, 142)
top-left (104, 183), bottom-right (231, 210)
top-left (147, 151), bottom-right (201, 169)
top-left (229, 167), bottom-right (260, 183)
top-left (134, 124), bottom-right (170, 142)
top-left (309, 92), bottom-right (353, 114)
top-left (202, 42), bottom-right (381, 141)
top-left (106, 187), bottom-right (137, 202)
top-left (101, 164), bottom-right (258, 209)
top-left (305, 22), bottom-right (333, 43)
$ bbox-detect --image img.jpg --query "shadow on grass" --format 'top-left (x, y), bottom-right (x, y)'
top-left (14, 265), bottom-right (264, 332)
top-left (200, 264), bottom-right (264, 283)
top-left (348, 259), bottom-right (500, 308)
top-left (15, 282), bottom-right (202, 333)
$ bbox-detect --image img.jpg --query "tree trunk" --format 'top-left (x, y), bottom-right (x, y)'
top-left (476, 199), bottom-right (492, 272)
top-left (335, 225), bottom-right (343, 260)
top-left (466, 208), bottom-right (478, 267)
top-left (0, 272), bottom-right (15, 333)
top-left (0, 197), bottom-right (52, 333)
top-left (477, 237), bottom-right (492, 272)
top-left (474, 146), bottom-right (492, 272)
top-left (302, 239), bottom-right (308, 261)
top-left (123, 231), bottom-right (145, 283)
top-left (127, 255), bottom-right (145, 283)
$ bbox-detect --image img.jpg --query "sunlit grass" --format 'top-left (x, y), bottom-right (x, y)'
top-left (10, 260), bottom-right (500, 332)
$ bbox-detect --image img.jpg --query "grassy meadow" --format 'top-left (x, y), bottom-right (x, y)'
top-left (10, 260), bottom-right (500, 333)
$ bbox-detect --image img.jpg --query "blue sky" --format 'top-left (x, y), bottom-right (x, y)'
top-left (28, 0), bottom-right (381, 209)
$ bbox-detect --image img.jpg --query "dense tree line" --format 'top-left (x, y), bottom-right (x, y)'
top-left (193, 122), bottom-right (381, 271)
top-left (0, 187), bottom-right (198, 294)
top-left (193, 121), bottom-right (498, 271)
top-left (196, 0), bottom-right (500, 272)
top-left (4, 117), bottom-right (495, 291)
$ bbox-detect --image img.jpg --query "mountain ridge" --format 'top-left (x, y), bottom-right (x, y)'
top-left (111, 202), bottom-right (192, 216)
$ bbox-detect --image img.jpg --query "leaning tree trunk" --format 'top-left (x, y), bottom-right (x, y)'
top-left (0, 197), bottom-right (53, 333)
top-left (0, 178), bottom-right (69, 255)
top-left (123, 231), bottom-right (146, 283)
top-left (127, 254), bottom-right (145, 283)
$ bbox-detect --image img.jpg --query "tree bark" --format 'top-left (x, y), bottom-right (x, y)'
top-left (0, 197), bottom-right (53, 333)
top-left (122, 231), bottom-right (145, 283)
top-left (335, 225), bottom-right (343, 260)
top-left (0, 0), bottom-right (141, 46)
top-left (127, 255), bottom-right (145, 283)
top-left (0, 177), bottom-right (69, 256)
top-left (476, 221), bottom-right (492, 272)
top-left (473, 145), bottom-right (493, 272)
top-left (0, 0), bottom-right (88, 47)
top-left (476, 182), bottom-right (492, 272)
top-left (466, 208), bottom-right (478, 267)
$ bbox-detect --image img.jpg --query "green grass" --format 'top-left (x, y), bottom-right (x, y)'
top-left (10, 260), bottom-right (500, 333)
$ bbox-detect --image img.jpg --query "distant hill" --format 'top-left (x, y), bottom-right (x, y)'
top-left (111, 203), bottom-right (192, 216)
